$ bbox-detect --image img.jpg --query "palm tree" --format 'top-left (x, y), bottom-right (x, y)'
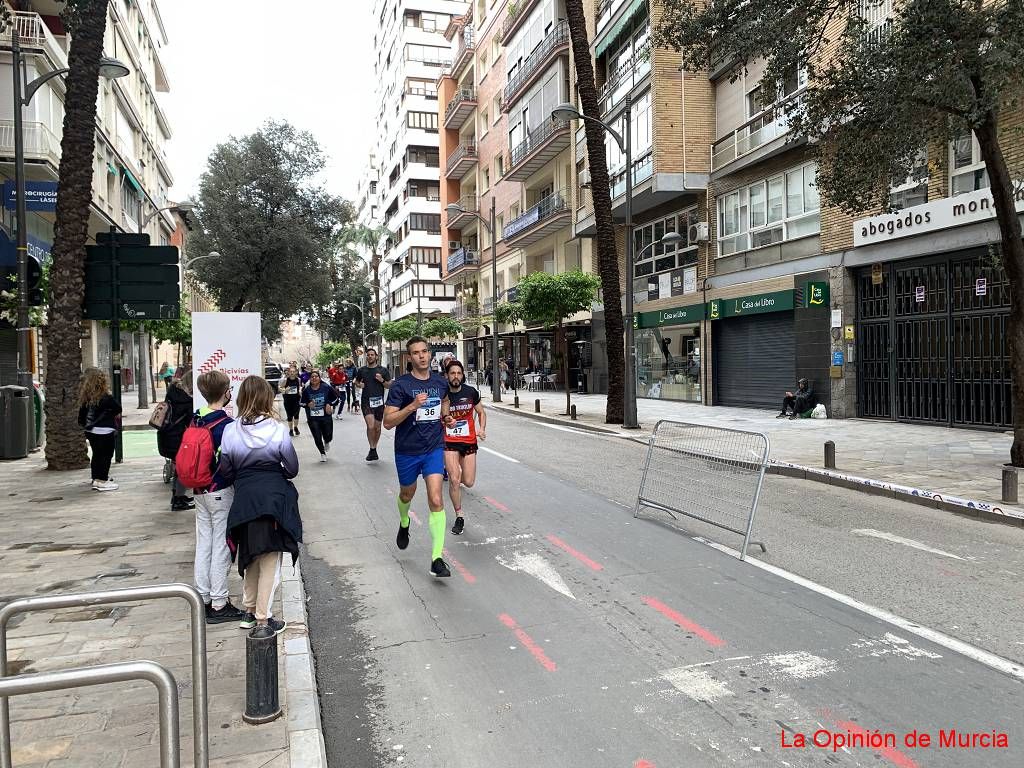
top-left (565, 0), bottom-right (625, 424)
top-left (44, 0), bottom-right (111, 470)
top-left (340, 224), bottom-right (389, 339)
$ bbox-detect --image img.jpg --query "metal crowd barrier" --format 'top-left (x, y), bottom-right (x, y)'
top-left (634, 420), bottom-right (770, 560)
top-left (0, 583), bottom-right (208, 768)
top-left (0, 661), bottom-right (180, 768)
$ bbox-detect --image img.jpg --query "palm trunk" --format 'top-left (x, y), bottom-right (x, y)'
top-left (975, 116), bottom-right (1024, 466)
top-left (44, 0), bottom-right (110, 470)
top-left (565, 0), bottom-right (625, 424)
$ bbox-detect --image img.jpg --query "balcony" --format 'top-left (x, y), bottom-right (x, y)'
top-left (0, 12), bottom-right (68, 70)
top-left (506, 119), bottom-right (571, 181)
top-left (445, 142), bottom-right (479, 180)
top-left (598, 44), bottom-right (650, 116)
top-left (451, 28), bottom-right (476, 79)
top-left (502, 21), bottom-right (570, 110)
top-left (503, 189), bottom-right (572, 247)
top-left (711, 91), bottom-right (805, 173)
top-left (444, 88), bottom-right (478, 130)
top-left (0, 121), bottom-right (61, 169)
top-left (447, 247), bottom-right (480, 275)
top-left (500, 0), bottom-right (541, 44)
top-left (446, 195), bottom-right (478, 228)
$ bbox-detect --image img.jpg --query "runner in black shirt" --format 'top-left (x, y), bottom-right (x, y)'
top-left (355, 347), bottom-right (392, 462)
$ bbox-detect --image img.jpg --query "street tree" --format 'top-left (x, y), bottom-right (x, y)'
top-left (189, 120), bottom-right (353, 318)
top-left (421, 316), bottom-right (463, 341)
top-left (341, 224), bottom-right (388, 326)
top-left (313, 247), bottom-right (378, 350)
top-left (44, 0), bottom-right (111, 470)
top-left (656, 0), bottom-right (1024, 462)
top-left (146, 313), bottom-right (192, 367)
top-left (565, 0), bottom-right (626, 425)
top-left (315, 341), bottom-right (351, 371)
top-left (379, 317), bottom-right (419, 343)
top-left (498, 270), bottom-right (601, 416)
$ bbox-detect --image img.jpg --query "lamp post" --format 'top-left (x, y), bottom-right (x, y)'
top-left (340, 299), bottom-right (366, 347)
top-left (446, 197), bottom-right (500, 403)
top-left (551, 100), bottom-right (643, 427)
top-left (11, 31), bottom-right (128, 396)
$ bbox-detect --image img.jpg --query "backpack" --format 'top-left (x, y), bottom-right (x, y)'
top-left (174, 416), bottom-right (229, 489)
top-left (148, 401), bottom-right (170, 429)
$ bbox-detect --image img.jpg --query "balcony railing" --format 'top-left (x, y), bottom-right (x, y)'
top-left (0, 121), bottom-right (61, 168)
top-left (711, 90), bottom-right (805, 171)
top-left (447, 195), bottom-right (478, 227)
top-left (598, 44), bottom-right (650, 115)
top-left (447, 247), bottom-right (480, 273)
top-left (503, 189), bottom-right (571, 240)
top-left (500, 0), bottom-right (541, 44)
top-left (444, 88), bottom-right (478, 128)
top-left (609, 151), bottom-right (654, 199)
top-left (0, 12), bottom-right (68, 69)
top-left (509, 118), bottom-right (568, 169)
top-left (452, 28), bottom-right (476, 77)
top-left (445, 141), bottom-right (479, 178)
top-left (503, 21), bottom-right (570, 108)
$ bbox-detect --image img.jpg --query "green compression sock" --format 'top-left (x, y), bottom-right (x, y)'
top-left (429, 509), bottom-right (446, 560)
top-left (397, 498), bottom-right (411, 528)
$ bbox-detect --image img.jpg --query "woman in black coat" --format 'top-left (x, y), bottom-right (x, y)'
top-left (156, 367), bottom-right (195, 511)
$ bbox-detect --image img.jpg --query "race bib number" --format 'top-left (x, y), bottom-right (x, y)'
top-left (310, 407), bottom-right (324, 417)
top-left (286, 386), bottom-right (298, 395)
top-left (445, 419), bottom-right (470, 438)
top-left (369, 396), bottom-right (384, 408)
top-left (415, 397), bottom-right (441, 423)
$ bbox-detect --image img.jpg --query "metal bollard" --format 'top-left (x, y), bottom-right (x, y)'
top-left (243, 629), bottom-right (282, 724)
top-left (824, 440), bottom-right (836, 469)
top-left (534, 399), bottom-right (540, 413)
top-left (1002, 467), bottom-right (1018, 504)
top-left (570, 405), bottom-right (577, 420)
top-left (514, 395), bottom-right (519, 408)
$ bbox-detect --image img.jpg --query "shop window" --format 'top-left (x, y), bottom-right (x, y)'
top-left (950, 132), bottom-right (989, 196)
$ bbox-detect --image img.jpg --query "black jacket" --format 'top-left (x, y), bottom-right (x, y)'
top-left (227, 466), bottom-right (302, 574)
top-left (157, 385), bottom-right (194, 459)
top-left (794, 385), bottom-right (817, 413)
top-left (77, 394), bottom-right (121, 432)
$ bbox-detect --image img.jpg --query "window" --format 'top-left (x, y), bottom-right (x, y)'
top-left (889, 150), bottom-right (929, 210)
top-left (407, 111), bottom-right (438, 132)
top-left (482, 168), bottom-right (490, 191)
top-left (493, 96), bottom-right (502, 123)
top-left (950, 132), bottom-right (989, 196)
top-left (121, 177), bottom-right (141, 228)
top-left (409, 213), bottom-right (441, 233)
top-left (632, 208), bottom-right (699, 279)
top-left (409, 247), bottom-right (441, 265)
top-left (717, 162), bottom-right (820, 256)
top-left (480, 110), bottom-right (489, 135)
top-left (859, 0), bottom-right (893, 40)
top-left (496, 213), bottom-right (504, 239)
top-left (406, 78), bottom-right (438, 99)
top-left (408, 146), bottom-right (440, 167)
top-left (495, 155), bottom-right (504, 179)
top-left (405, 44), bottom-right (450, 65)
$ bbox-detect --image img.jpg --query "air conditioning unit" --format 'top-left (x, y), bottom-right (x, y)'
top-left (448, 240), bottom-right (462, 250)
top-left (688, 222), bottom-right (709, 243)
top-left (578, 169), bottom-right (592, 189)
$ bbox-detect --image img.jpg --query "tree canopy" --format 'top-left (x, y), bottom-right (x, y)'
top-left (379, 317), bottom-right (419, 342)
top-left (421, 316), bottom-right (463, 340)
top-left (311, 244), bottom-right (378, 351)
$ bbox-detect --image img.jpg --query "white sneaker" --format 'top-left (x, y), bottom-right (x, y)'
top-left (320, 453), bottom-right (327, 463)
top-left (93, 479), bottom-right (119, 491)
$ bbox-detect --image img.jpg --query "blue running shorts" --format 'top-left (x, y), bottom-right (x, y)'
top-left (395, 448), bottom-right (445, 487)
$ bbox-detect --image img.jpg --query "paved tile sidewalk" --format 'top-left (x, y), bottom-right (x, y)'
top-left (493, 388), bottom-right (1022, 520)
top-left (0, 449), bottom-right (325, 767)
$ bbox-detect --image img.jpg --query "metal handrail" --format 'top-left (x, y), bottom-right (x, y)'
top-left (444, 88), bottom-right (477, 122)
top-left (504, 188), bottom-right (571, 239)
top-left (500, 0), bottom-right (540, 43)
top-left (0, 661), bottom-right (180, 768)
top-left (503, 21), bottom-right (569, 107)
top-left (446, 142), bottom-right (478, 175)
top-left (509, 118), bottom-right (570, 169)
top-left (0, 583), bottom-right (208, 768)
top-left (711, 89), bottom-right (806, 171)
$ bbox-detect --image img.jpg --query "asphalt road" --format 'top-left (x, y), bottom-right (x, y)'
top-left (294, 406), bottom-right (1024, 768)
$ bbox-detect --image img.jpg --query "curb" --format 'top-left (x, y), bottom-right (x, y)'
top-left (491, 402), bottom-right (1024, 529)
top-left (281, 558), bottom-right (328, 768)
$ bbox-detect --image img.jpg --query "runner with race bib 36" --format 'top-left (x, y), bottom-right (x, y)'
top-left (355, 347), bottom-right (391, 462)
top-left (440, 360), bottom-right (485, 536)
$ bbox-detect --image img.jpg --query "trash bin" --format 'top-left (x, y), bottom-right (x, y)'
top-left (0, 386), bottom-right (32, 460)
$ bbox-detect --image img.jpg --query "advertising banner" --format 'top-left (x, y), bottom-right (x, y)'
top-left (191, 312), bottom-right (262, 416)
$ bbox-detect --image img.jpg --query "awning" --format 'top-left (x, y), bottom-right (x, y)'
top-left (594, 0), bottom-right (645, 57)
top-left (121, 167), bottom-right (143, 196)
top-left (106, 162), bottom-right (117, 175)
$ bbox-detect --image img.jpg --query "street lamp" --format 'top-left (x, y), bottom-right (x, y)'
top-left (446, 197), bottom-right (500, 403)
top-left (551, 100), bottom-right (642, 427)
top-left (11, 31), bottom-right (128, 394)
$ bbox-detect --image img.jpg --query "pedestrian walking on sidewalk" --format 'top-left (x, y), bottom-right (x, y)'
top-left (441, 360), bottom-right (486, 536)
top-left (187, 370), bottom-right (246, 624)
top-left (157, 367), bottom-right (195, 511)
top-left (301, 370), bottom-right (341, 462)
top-left (279, 364), bottom-right (303, 436)
top-left (384, 336), bottom-right (452, 578)
top-left (344, 357), bottom-right (358, 413)
top-left (77, 368), bottom-right (121, 492)
top-left (219, 375), bottom-right (302, 637)
top-left (356, 347), bottom-right (391, 462)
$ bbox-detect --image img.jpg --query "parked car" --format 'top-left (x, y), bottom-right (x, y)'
top-left (264, 361), bottom-right (284, 394)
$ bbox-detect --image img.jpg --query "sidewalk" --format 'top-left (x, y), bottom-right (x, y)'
top-left (0, 446), bottom-right (325, 767)
top-left (492, 388), bottom-right (1024, 524)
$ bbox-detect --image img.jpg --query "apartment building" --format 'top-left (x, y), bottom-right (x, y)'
top-left (0, 0), bottom-right (175, 387)
top-left (362, 0), bottom-right (466, 366)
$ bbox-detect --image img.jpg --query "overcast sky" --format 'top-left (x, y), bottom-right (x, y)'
top-left (161, 1), bottom-right (376, 204)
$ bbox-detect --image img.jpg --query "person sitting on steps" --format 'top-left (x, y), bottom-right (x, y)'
top-left (778, 378), bottom-right (815, 420)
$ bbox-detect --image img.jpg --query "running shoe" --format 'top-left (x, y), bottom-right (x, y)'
top-left (430, 558), bottom-right (452, 578)
top-left (451, 516), bottom-right (465, 535)
top-left (238, 612), bottom-right (257, 630)
top-left (366, 448), bottom-right (378, 462)
top-left (396, 522), bottom-right (410, 550)
top-left (319, 453), bottom-right (327, 463)
top-left (206, 601), bottom-right (245, 624)
top-left (267, 616), bottom-right (286, 635)
top-left (93, 479), bottom-right (119, 492)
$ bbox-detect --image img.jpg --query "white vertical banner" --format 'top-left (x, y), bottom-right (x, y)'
top-left (191, 312), bottom-right (262, 417)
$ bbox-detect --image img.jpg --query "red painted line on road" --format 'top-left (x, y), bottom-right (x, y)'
top-left (546, 534), bottom-right (604, 571)
top-left (498, 613), bottom-right (557, 672)
top-left (484, 496), bottom-right (510, 512)
top-left (409, 509), bottom-right (422, 526)
top-left (634, 761), bottom-right (656, 768)
top-left (443, 549), bottom-right (476, 584)
top-left (834, 719), bottom-right (920, 768)
top-left (641, 596), bottom-right (726, 648)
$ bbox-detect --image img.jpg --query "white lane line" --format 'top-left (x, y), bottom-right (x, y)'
top-left (849, 632), bottom-right (942, 660)
top-left (850, 528), bottom-right (966, 560)
top-left (479, 445), bottom-right (521, 463)
top-left (692, 536), bottom-right (1024, 682)
top-left (535, 422), bottom-right (637, 439)
top-left (495, 551), bottom-right (576, 600)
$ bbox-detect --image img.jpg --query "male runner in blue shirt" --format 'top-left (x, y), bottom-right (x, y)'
top-left (384, 336), bottom-right (452, 577)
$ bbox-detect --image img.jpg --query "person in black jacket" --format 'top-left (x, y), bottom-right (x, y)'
top-left (157, 367), bottom-right (196, 510)
top-left (77, 368), bottom-right (121, 491)
top-left (778, 378), bottom-right (816, 419)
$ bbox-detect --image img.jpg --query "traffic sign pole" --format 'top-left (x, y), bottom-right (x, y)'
top-left (108, 227), bottom-right (123, 464)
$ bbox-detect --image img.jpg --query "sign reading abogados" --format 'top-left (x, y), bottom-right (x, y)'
top-left (634, 302), bottom-right (706, 329)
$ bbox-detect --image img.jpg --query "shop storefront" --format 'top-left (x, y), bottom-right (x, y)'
top-left (634, 303), bottom-right (704, 401)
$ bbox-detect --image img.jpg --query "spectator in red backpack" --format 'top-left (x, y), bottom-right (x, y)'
top-left (180, 369), bottom-right (246, 624)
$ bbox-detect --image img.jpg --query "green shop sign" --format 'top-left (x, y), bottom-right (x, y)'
top-left (709, 289), bottom-right (795, 320)
top-left (634, 302), bottom-right (706, 329)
